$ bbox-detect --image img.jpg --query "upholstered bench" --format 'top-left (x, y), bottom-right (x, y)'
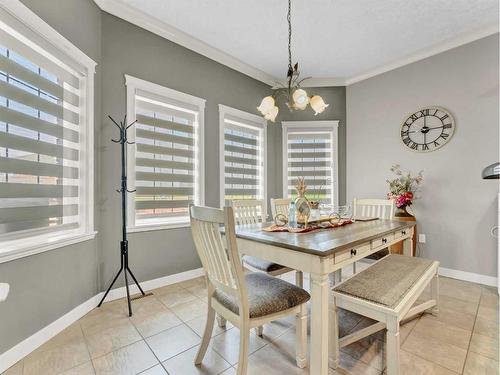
top-left (330, 254), bottom-right (439, 375)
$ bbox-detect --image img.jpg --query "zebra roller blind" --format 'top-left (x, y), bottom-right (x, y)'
top-left (128, 80), bottom-right (205, 227)
top-left (0, 32), bottom-right (86, 237)
top-left (221, 107), bottom-right (266, 205)
top-left (283, 123), bottom-right (337, 205)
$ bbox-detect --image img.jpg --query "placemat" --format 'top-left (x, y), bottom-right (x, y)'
top-left (263, 219), bottom-right (353, 233)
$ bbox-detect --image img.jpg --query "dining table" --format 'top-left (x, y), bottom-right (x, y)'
top-left (234, 219), bottom-right (416, 375)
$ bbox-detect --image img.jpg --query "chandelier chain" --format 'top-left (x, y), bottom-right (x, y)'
top-left (287, 0), bottom-right (292, 71)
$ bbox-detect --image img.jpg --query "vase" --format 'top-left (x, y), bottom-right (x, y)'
top-left (395, 205), bottom-right (414, 218)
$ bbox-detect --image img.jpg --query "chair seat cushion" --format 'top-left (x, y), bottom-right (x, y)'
top-left (213, 273), bottom-right (310, 318)
top-left (243, 255), bottom-right (287, 273)
top-left (334, 255), bottom-right (436, 308)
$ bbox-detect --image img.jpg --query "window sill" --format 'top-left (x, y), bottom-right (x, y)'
top-left (127, 221), bottom-right (191, 233)
top-left (0, 230), bottom-right (98, 264)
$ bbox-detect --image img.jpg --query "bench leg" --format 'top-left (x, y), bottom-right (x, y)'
top-left (328, 293), bottom-right (339, 369)
top-left (386, 318), bottom-right (400, 375)
top-left (430, 273), bottom-right (439, 316)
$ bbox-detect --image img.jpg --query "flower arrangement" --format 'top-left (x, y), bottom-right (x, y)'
top-left (387, 164), bottom-right (423, 209)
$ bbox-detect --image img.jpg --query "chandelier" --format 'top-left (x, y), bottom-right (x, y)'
top-left (257, 0), bottom-right (329, 122)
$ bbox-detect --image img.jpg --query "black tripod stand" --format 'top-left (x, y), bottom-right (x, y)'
top-left (98, 115), bottom-right (145, 317)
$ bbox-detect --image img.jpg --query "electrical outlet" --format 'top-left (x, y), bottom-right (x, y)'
top-left (418, 234), bottom-right (426, 243)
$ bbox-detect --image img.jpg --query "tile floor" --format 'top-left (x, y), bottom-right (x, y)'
top-left (3, 268), bottom-right (499, 375)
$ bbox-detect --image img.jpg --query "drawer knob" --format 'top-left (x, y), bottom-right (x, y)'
top-left (402, 230), bottom-right (406, 235)
top-left (382, 238), bottom-right (387, 244)
top-left (351, 249), bottom-right (357, 256)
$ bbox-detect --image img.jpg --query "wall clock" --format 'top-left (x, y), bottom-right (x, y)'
top-left (400, 107), bottom-right (455, 152)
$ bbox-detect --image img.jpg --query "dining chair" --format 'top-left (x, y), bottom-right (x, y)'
top-left (229, 199), bottom-right (304, 336)
top-left (270, 197), bottom-right (292, 219)
top-left (351, 198), bottom-right (395, 273)
top-left (189, 205), bottom-right (310, 375)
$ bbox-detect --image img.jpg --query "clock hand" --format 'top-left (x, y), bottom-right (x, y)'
top-left (425, 125), bottom-right (444, 131)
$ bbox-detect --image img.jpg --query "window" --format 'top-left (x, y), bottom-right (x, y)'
top-left (125, 75), bottom-right (205, 231)
top-left (219, 105), bottom-right (267, 208)
top-left (0, 2), bottom-right (96, 261)
top-left (282, 121), bottom-right (339, 206)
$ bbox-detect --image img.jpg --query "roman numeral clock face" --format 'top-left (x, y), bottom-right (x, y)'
top-left (401, 107), bottom-right (455, 152)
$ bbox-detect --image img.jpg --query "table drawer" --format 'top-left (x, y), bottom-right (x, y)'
top-left (371, 233), bottom-right (394, 249)
top-left (394, 229), bottom-right (409, 240)
top-left (335, 242), bottom-right (371, 264)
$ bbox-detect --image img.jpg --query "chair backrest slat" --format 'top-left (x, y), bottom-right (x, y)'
top-left (353, 198), bottom-right (395, 220)
top-left (190, 205), bottom-right (247, 298)
top-left (270, 198), bottom-right (292, 219)
top-left (231, 199), bottom-right (265, 225)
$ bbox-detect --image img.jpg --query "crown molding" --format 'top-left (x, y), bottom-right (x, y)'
top-left (93, 0), bottom-right (276, 86)
top-left (94, 0), bottom-right (498, 89)
top-left (345, 24), bottom-right (499, 86)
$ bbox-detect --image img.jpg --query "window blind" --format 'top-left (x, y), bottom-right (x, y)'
top-left (286, 131), bottom-right (334, 203)
top-left (0, 41), bottom-right (82, 236)
top-left (222, 114), bottom-right (264, 203)
top-left (133, 91), bottom-right (199, 224)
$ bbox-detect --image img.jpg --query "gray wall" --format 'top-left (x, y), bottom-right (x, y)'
top-left (98, 13), bottom-right (273, 288)
top-left (346, 34), bottom-right (499, 277)
top-left (0, 0), bottom-right (102, 354)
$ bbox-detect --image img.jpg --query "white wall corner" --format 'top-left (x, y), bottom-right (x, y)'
top-left (439, 266), bottom-right (498, 289)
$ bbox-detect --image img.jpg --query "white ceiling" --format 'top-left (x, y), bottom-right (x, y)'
top-left (106, 0), bottom-right (499, 84)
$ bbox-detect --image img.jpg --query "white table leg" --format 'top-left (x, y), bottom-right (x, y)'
top-left (310, 272), bottom-right (329, 375)
top-left (328, 291), bottom-right (339, 369)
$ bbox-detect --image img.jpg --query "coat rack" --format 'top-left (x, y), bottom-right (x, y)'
top-left (98, 115), bottom-right (145, 316)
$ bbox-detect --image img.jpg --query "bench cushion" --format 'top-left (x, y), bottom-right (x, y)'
top-left (213, 273), bottom-right (310, 318)
top-left (334, 255), bottom-right (436, 308)
top-left (243, 255), bottom-right (287, 273)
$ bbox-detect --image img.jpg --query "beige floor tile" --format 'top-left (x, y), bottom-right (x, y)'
top-left (178, 277), bottom-right (207, 289)
top-left (478, 304), bottom-right (499, 323)
top-left (348, 317), bottom-right (386, 342)
top-left (170, 299), bottom-right (208, 322)
top-left (156, 289), bottom-right (198, 308)
top-left (33, 323), bottom-right (84, 355)
top-left (438, 295), bottom-right (479, 316)
top-left (138, 364), bottom-right (168, 374)
top-left (246, 343), bottom-right (306, 375)
top-left (163, 345), bottom-right (231, 375)
top-left (480, 293), bottom-right (499, 309)
top-left (79, 301), bottom-right (129, 334)
top-left (219, 367), bottom-right (237, 375)
top-left (23, 336), bottom-right (90, 375)
top-left (469, 333), bottom-right (499, 361)
top-left (146, 324), bottom-right (200, 361)
top-left (92, 340), bottom-right (158, 375)
top-left (340, 336), bottom-right (385, 371)
top-left (1, 361), bottom-right (23, 375)
top-left (336, 351), bottom-right (381, 375)
top-left (185, 315), bottom-right (233, 338)
top-left (210, 328), bottom-right (268, 365)
top-left (474, 316), bottom-right (499, 340)
top-left (482, 285), bottom-right (499, 296)
top-left (257, 317), bottom-right (295, 341)
top-left (402, 330), bottom-right (467, 373)
top-left (185, 284), bottom-right (209, 299)
top-left (412, 315), bottom-right (472, 349)
top-left (84, 319), bottom-right (142, 358)
top-left (339, 309), bottom-right (365, 337)
top-left (400, 317), bottom-right (419, 344)
top-left (60, 361), bottom-right (95, 375)
top-left (439, 277), bottom-right (482, 304)
top-left (130, 297), bottom-right (183, 337)
top-left (421, 307), bottom-right (476, 331)
top-left (463, 351), bottom-right (499, 375)
top-left (151, 283), bottom-right (184, 296)
top-left (398, 350), bottom-right (457, 375)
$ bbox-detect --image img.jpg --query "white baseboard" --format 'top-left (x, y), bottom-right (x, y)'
top-left (0, 267), bottom-right (204, 373)
top-left (439, 266), bottom-right (498, 288)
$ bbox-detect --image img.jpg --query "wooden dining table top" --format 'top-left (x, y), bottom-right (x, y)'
top-left (233, 219), bottom-right (416, 257)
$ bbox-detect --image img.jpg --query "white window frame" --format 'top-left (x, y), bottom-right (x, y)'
top-left (282, 121), bottom-right (339, 207)
top-left (0, 1), bottom-right (96, 263)
top-left (218, 104), bottom-right (267, 213)
top-left (125, 75), bottom-right (205, 232)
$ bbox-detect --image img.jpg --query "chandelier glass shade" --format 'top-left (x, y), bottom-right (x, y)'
top-left (257, 0), bottom-right (329, 122)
